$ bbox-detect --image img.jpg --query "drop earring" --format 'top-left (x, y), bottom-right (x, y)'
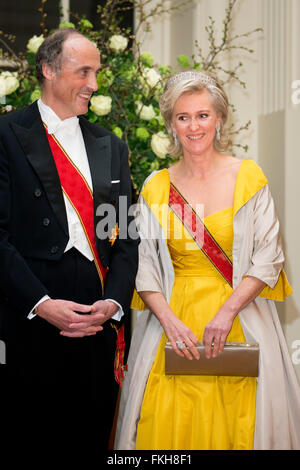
top-left (216, 125), bottom-right (221, 141)
top-left (172, 130), bottom-right (178, 145)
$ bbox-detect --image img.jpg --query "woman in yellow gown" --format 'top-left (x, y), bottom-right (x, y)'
top-left (136, 202), bottom-right (256, 450)
top-left (114, 70), bottom-right (299, 451)
top-left (135, 71), bottom-right (262, 450)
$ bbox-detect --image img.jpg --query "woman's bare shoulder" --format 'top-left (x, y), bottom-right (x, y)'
top-left (222, 154), bottom-right (242, 166)
top-left (218, 155), bottom-right (242, 177)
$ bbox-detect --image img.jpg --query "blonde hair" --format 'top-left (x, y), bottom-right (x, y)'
top-left (159, 70), bottom-right (229, 157)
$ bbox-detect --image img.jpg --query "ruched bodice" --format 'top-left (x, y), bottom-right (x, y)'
top-left (167, 206), bottom-right (233, 278)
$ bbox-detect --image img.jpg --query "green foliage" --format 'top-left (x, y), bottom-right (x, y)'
top-left (177, 54), bottom-right (190, 68)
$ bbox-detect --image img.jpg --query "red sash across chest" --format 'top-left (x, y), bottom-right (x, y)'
top-left (44, 124), bottom-right (108, 293)
top-left (169, 183), bottom-right (233, 287)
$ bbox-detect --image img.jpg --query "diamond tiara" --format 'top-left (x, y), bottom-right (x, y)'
top-left (165, 71), bottom-right (216, 89)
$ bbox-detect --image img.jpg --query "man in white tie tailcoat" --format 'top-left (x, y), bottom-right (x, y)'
top-left (0, 28), bottom-right (139, 449)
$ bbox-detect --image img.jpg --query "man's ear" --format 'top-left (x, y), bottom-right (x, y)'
top-left (42, 62), bottom-right (56, 82)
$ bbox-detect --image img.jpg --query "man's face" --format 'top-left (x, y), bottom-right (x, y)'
top-left (42, 35), bottom-right (100, 119)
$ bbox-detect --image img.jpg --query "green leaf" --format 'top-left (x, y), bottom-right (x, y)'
top-left (59, 22), bottom-right (75, 29)
top-left (177, 54), bottom-right (190, 67)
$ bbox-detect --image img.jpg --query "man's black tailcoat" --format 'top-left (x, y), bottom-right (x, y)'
top-left (0, 102), bottom-right (139, 446)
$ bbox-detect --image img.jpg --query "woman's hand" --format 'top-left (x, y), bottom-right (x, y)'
top-left (160, 310), bottom-right (200, 360)
top-left (203, 276), bottom-right (266, 358)
top-left (203, 307), bottom-right (235, 359)
top-left (138, 290), bottom-right (200, 360)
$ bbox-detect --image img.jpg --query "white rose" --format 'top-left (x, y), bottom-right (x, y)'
top-left (142, 67), bottom-right (161, 89)
top-left (27, 34), bottom-right (44, 53)
top-left (0, 72), bottom-right (19, 97)
top-left (1, 71), bottom-right (17, 79)
top-left (135, 101), bottom-right (156, 121)
top-left (90, 95), bottom-right (112, 116)
top-left (109, 35), bottom-right (128, 52)
top-left (5, 76), bottom-right (19, 95)
top-left (0, 77), bottom-right (6, 98)
top-left (151, 132), bottom-right (171, 159)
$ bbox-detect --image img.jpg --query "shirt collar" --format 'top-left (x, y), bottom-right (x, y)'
top-left (37, 99), bottom-right (79, 136)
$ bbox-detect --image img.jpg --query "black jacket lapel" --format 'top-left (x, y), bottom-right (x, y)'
top-left (11, 110), bottom-right (69, 236)
top-left (80, 119), bottom-right (112, 210)
top-left (10, 105), bottom-right (112, 240)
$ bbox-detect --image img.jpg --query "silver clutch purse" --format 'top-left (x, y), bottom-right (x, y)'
top-left (165, 341), bottom-right (259, 377)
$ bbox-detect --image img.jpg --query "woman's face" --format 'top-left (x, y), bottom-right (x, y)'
top-left (171, 89), bottom-right (221, 158)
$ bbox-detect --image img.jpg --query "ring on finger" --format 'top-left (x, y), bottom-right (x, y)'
top-left (176, 340), bottom-right (184, 350)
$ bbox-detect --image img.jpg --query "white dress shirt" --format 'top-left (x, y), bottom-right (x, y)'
top-left (28, 100), bottom-right (123, 320)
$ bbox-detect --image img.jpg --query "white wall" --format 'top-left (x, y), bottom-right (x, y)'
top-left (137, 0), bottom-right (300, 381)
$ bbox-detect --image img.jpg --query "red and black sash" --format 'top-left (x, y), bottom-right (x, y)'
top-left (44, 124), bottom-right (125, 385)
top-left (169, 183), bottom-right (233, 287)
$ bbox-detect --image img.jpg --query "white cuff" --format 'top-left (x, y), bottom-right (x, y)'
top-left (27, 295), bottom-right (50, 319)
top-left (104, 299), bottom-right (124, 322)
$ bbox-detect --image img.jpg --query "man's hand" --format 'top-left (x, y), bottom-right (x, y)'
top-left (90, 300), bottom-right (119, 324)
top-left (36, 298), bottom-right (104, 338)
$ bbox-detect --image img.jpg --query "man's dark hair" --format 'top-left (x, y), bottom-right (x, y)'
top-left (35, 28), bottom-right (85, 86)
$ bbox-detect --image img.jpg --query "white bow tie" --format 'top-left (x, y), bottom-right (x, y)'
top-left (47, 117), bottom-right (79, 136)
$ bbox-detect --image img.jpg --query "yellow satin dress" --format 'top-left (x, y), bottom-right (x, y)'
top-left (136, 204), bottom-right (257, 450)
